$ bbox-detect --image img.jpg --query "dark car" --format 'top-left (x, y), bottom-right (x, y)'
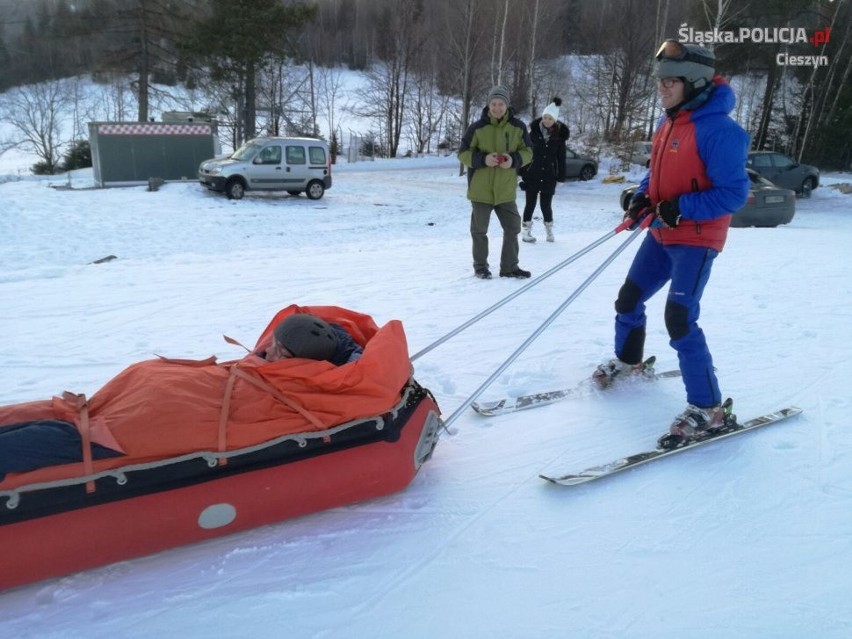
top-left (619, 169), bottom-right (795, 228)
top-left (746, 151), bottom-right (819, 197)
top-left (565, 147), bottom-right (598, 181)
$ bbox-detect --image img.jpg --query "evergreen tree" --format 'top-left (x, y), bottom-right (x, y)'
top-left (89, 0), bottom-right (200, 122)
top-left (181, 0), bottom-right (317, 142)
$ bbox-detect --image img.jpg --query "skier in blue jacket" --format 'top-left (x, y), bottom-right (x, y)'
top-left (593, 39), bottom-right (750, 445)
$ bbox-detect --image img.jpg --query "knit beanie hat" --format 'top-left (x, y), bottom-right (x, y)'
top-left (542, 97), bottom-right (562, 121)
top-left (273, 314), bottom-right (338, 361)
top-left (488, 85), bottom-right (511, 105)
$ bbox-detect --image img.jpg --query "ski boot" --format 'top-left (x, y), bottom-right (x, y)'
top-left (592, 356), bottom-right (656, 389)
top-left (657, 398), bottom-right (735, 449)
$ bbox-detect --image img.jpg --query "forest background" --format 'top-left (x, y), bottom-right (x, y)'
top-left (0, 0), bottom-right (849, 174)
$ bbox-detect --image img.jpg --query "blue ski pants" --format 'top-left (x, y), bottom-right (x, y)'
top-left (613, 233), bottom-right (722, 408)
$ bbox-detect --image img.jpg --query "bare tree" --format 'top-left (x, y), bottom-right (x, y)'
top-left (255, 61), bottom-right (318, 137)
top-left (354, 0), bottom-right (426, 157)
top-left (526, 0), bottom-right (541, 116)
top-left (0, 79), bottom-right (71, 172)
top-left (794, 0), bottom-right (850, 162)
top-left (438, 0), bottom-right (487, 173)
top-left (453, 0), bottom-right (479, 138)
top-left (491, 0), bottom-right (510, 85)
top-left (405, 64), bottom-right (451, 154)
top-left (315, 65), bottom-right (348, 142)
top-left (702, 0), bottom-right (746, 34)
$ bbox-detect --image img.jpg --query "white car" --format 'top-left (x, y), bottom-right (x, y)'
top-left (629, 141), bottom-right (652, 168)
top-left (198, 137), bottom-right (332, 200)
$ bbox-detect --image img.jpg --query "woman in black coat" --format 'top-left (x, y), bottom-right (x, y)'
top-left (519, 97), bottom-right (569, 242)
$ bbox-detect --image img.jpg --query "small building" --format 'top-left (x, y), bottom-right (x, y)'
top-left (88, 121), bottom-right (219, 188)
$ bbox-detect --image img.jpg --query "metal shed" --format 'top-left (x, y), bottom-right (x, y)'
top-left (88, 121), bottom-right (219, 188)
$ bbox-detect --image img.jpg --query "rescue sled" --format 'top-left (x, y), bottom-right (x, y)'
top-left (0, 306), bottom-right (442, 591)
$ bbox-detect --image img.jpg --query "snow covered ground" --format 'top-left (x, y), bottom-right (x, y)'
top-left (1, 152), bottom-right (852, 638)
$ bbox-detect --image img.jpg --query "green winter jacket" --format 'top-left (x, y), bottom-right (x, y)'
top-left (458, 106), bottom-right (533, 205)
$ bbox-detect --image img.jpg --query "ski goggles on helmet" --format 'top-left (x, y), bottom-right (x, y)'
top-left (655, 39), bottom-right (715, 68)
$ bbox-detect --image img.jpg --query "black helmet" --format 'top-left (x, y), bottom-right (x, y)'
top-left (273, 314), bottom-right (338, 361)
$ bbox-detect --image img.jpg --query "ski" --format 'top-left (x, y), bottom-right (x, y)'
top-left (471, 357), bottom-right (680, 417)
top-left (540, 404), bottom-right (803, 486)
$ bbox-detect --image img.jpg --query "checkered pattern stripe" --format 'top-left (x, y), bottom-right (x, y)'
top-left (98, 124), bottom-right (212, 135)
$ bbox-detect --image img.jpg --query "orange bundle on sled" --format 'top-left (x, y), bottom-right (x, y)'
top-left (0, 305), bottom-right (441, 591)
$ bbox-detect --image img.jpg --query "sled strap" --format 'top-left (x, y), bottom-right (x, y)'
top-left (231, 368), bottom-right (326, 430)
top-left (216, 368), bottom-right (240, 466)
top-left (223, 334), bottom-right (251, 353)
top-left (156, 354), bottom-right (218, 366)
top-left (62, 391), bottom-right (96, 493)
top-left (216, 367), bottom-right (326, 465)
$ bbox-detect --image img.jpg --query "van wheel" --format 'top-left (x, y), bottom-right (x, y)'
top-left (306, 180), bottom-right (325, 200)
top-left (287, 190), bottom-right (301, 196)
top-left (801, 177), bottom-right (815, 198)
top-left (225, 179), bottom-right (246, 200)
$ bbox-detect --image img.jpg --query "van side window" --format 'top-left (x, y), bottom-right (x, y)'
top-left (258, 145), bottom-right (282, 165)
top-left (309, 147), bottom-right (327, 165)
top-left (286, 146), bottom-right (306, 164)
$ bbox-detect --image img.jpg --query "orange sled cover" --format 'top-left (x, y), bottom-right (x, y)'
top-left (0, 305), bottom-right (442, 591)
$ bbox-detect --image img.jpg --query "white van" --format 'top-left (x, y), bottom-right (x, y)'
top-left (198, 136), bottom-right (332, 200)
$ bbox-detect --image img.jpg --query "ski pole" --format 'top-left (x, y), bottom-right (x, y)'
top-left (411, 216), bottom-right (641, 362)
top-left (441, 214), bottom-right (652, 429)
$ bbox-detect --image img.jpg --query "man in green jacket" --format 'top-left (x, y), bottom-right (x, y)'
top-left (458, 86), bottom-right (533, 279)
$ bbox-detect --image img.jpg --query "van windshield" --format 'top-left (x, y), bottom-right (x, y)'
top-left (231, 141), bottom-right (263, 161)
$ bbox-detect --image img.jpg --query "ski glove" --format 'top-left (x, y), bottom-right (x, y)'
top-left (656, 199), bottom-right (681, 228)
top-left (624, 192), bottom-right (652, 229)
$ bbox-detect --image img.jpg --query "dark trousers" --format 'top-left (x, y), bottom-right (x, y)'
top-left (470, 200), bottom-right (521, 272)
top-left (0, 419), bottom-right (123, 482)
top-left (522, 188), bottom-right (554, 223)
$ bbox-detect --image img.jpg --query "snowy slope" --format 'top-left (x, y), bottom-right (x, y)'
top-left (1, 156), bottom-right (852, 638)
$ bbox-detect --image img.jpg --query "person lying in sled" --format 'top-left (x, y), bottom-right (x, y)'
top-left (0, 314), bottom-right (363, 483)
top-left (260, 313), bottom-right (362, 365)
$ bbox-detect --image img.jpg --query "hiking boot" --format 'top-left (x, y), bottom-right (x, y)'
top-left (591, 357), bottom-right (653, 388)
top-left (668, 403), bottom-right (727, 441)
top-left (522, 221), bottom-right (537, 243)
top-left (545, 222), bottom-right (555, 242)
top-left (500, 268), bottom-right (531, 278)
top-left (475, 267), bottom-right (492, 279)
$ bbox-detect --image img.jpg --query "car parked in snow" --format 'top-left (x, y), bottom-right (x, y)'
top-left (198, 137), bottom-right (332, 200)
top-left (629, 141), bottom-right (652, 168)
top-left (746, 151), bottom-right (819, 198)
top-left (618, 169), bottom-right (795, 228)
top-left (565, 147), bottom-right (598, 181)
